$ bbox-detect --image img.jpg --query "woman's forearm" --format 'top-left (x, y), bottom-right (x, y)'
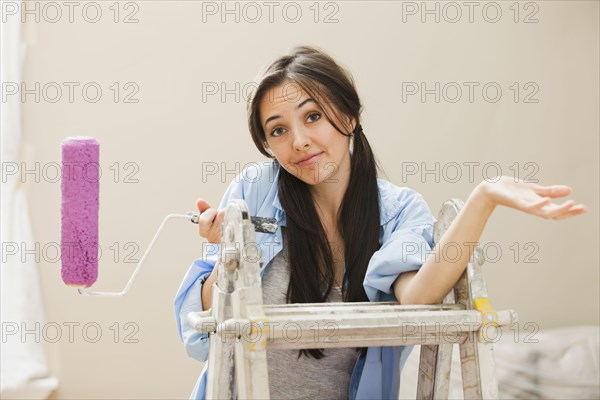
top-left (396, 182), bottom-right (496, 305)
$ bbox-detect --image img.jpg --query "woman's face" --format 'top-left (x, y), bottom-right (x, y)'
top-left (259, 81), bottom-right (354, 188)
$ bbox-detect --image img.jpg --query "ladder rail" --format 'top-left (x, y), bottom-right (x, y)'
top-left (188, 198), bottom-right (516, 400)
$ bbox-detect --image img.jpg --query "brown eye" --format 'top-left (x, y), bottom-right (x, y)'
top-left (270, 127), bottom-right (285, 137)
top-left (307, 112), bottom-right (321, 123)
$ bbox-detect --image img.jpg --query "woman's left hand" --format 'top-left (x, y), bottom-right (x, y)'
top-left (477, 176), bottom-right (588, 220)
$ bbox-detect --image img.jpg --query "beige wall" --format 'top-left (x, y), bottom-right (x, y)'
top-left (11, 1), bottom-right (598, 398)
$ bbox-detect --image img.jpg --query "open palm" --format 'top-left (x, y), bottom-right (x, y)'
top-left (482, 176), bottom-right (588, 220)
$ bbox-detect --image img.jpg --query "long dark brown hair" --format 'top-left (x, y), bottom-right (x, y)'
top-left (247, 46), bottom-right (381, 359)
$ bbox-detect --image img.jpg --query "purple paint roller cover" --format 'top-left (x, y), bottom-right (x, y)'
top-left (61, 137), bottom-right (100, 287)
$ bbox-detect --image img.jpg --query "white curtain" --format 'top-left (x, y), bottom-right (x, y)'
top-left (1, 8), bottom-right (58, 399)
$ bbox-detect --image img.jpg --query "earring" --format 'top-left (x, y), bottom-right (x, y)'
top-left (349, 124), bottom-right (362, 156)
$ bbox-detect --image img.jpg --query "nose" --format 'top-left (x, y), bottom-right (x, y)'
top-left (292, 126), bottom-right (311, 151)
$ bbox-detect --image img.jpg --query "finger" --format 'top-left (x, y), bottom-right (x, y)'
top-left (534, 185), bottom-right (572, 198)
top-left (557, 203), bottom-right (588, 213)
top-left (572, 203), bottom-right (589, 213)
top-left (541, 200), bottom-right (576, 219)
top-left (527, 197), bottom-right (551, 211)
top-left (197, 198), bottom-right (212, 213)
top-left (198, 208), bottom-right (218, 225)
top-left (553, 206), bottom-right (588, 220)
top-left (214, 209), bottom-right (226, 225)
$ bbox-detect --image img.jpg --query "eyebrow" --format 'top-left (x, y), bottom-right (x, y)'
top-left (263, 98), bottom-right (315, 127)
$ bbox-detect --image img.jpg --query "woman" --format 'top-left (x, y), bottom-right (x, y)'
top-left (174, 46), bottom-right (587, 399)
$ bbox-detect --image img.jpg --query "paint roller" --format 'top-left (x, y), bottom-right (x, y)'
top-left (61, 137), bottom-right (99, 288)
top-left (60, 136), bottom-right (277, 296)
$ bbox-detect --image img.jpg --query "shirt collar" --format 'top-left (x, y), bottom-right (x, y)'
top-left (376, 178), bottom-right (403, 226)
top-left (269, 164), bottom-right (287, 226)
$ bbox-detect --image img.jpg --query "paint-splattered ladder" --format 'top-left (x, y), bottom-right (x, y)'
top-left (187, 199), bottom-right (517, 399)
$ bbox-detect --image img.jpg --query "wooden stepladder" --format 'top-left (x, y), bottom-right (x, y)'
top-left (415, 199), bottom-right (516, 399)
top-left (187, 199), bottom-right (518, 399)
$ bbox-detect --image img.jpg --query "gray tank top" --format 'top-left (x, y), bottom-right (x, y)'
top-left (261, 232), bottom-right (358, 399)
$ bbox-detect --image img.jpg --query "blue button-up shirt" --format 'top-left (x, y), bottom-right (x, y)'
top-left (174, 161), bottom-right (435, 399)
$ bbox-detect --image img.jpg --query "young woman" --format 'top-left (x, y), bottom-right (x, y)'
top-left (174, 46), bottom-right (587, 399)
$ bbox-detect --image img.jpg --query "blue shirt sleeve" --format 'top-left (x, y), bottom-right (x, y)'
top-left (363, 187), bottom-right (435, 302)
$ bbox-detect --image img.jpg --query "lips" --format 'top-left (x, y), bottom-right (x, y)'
top-left (295, 152), bottom-right (323, 167)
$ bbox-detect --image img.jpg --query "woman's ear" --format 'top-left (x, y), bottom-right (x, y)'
top-left (345, 116), bottom-right (357, 134)
top-left (263, 143), bottom-right (274, 157)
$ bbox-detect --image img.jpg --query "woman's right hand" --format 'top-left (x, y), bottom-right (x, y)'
top-left (197, 199), bottom-right (223, 310)
top-left (196, 199), bottom-right (225, 243)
